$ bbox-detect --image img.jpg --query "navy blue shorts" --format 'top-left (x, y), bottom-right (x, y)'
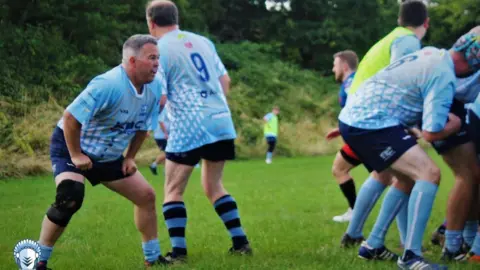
top-left (155, 139), bottom-right (167, 151)
top-left (166, 139), bottom-right (235, 166)
top-left (50, 127), bottom-right (127, 186)
top-left (339, 122), bottom-right (417, 173)
top-left (265, 136), bottom-right (277, 152)
top-left (430, 99), bottom-right (470, 154)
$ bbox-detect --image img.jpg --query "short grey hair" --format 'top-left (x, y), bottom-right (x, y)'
top-left (122, 34), bottom-right (158, 63)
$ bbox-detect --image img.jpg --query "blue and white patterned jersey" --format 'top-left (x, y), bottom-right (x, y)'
top-left (455, 70), bottom-right (480, 103)
top-left (157, 29), bottom-right (236, 153)
top-left (57, 65), bottom-right (162, 162)
top-left (390, 35), bottom-right (422, 63)
top-left (339, 47), bottom-right (456, 132)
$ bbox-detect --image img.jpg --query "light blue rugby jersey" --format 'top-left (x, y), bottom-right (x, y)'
top-left (57, 65), bottom-right (162, 162)
top-left (339, 47), bottom-right (456, 132)
top-left (153, 108), bottom-right (169, 140)
top-left (455, 70), bottom-right (480, 103)
top-left (390, 35), bottom-right (422, 63)
top-left (157, 29), bottom-right (235, 153)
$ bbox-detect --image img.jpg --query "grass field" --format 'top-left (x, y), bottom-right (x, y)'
top-left (0, 151), bottom-right (478, 269)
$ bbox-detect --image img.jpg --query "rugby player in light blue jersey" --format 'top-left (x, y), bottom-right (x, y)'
top-left (35, 35), bottom-right (169, 270)
top-left (339, 29), bottom-right (480, 269)
top-left (146, 0), bottom-right (251, 263)
top-left (337, 1), bottom-right (429, 252)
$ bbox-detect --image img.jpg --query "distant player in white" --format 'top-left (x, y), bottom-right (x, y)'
top-left (35, 35), bottom-right (170, 270)
top-left (339, 30), bottom-right (480, 269)
top-left (146, 0), bottom-right (251, 263)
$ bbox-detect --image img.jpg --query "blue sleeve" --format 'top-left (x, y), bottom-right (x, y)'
top-left (339, 87), bottom-right (348, 108)
top-left (264, 113), bottom-right (273, 121)
top-left (206, 38), bottom-right (227, 76)
top-left (390, 36), bottom-right (421, 63)
top-left (65, 77), bottom-right (114, 125)
top-left (421, 74), bottom-right (455, 132)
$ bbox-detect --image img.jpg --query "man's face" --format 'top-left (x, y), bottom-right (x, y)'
top-left (273, 108), bottom-right (280, 115)
top-left (332, 57), bottom-right (345, 83)
top-left (133, 43), bottom-right (159, 84)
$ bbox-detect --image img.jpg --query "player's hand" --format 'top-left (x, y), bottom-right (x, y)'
top-left (325, 128), bottom-right (341, 141)
top-left (122, 157), bottom-right (137, 176)
top-left (165, 133), bottom-right (169, 140)
top-left (447, 113), bottom-right (462, 133)
top-left (406, 127), bottom-right (422, 139)
top-left (71, 153), bottom-right (93, 171)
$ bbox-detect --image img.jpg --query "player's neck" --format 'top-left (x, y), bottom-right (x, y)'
top-left (151, 25), bottom-right (179, 39)
top-left (122, 64), bottom-right (144, 94)
top-left (342, 70), bottom-right (353, 82)
top-left (405, 26), bottom-right (424, 40)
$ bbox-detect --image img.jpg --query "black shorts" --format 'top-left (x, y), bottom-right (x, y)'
top-left (467, 109), bottom-right (480, 156)
top-left (155, 139), bottom-right (167, 151)
top-left (430, 99), bottom-right (470, 154)
top-left (166, 139), bottom-right (236, 166)
top-left (339, 122), bottom-right (417, 173)
top-left (50, 127), bottom-right (127, 186)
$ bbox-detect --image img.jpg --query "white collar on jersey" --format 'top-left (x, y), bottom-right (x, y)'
top-left (128, 79), bottom-right (145, 98)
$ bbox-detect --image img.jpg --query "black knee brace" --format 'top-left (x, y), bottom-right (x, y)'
top-left (46, 180), bottom-right (85, 227)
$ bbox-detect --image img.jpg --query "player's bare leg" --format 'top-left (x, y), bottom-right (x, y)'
top-left (331, 152), bottom-right (358, 222)
top-left (441, 142), bottom-right (480, 261)
top-left (37, 172), bottom-right (85, 269)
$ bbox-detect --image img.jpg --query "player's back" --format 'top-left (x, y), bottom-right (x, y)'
top-left (158, 30), bottom-right (228, 112)
top-left (340, 47), bottom-right (456, 130)
top-left (157, 30), bottom-right (236, 152)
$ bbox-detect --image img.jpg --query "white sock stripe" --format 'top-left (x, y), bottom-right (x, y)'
top-left (406, 192), bottom-right (423, 250)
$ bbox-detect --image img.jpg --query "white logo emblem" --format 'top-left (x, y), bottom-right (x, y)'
top-left (13, 239), bottom-right (41, 270)
top-left (379, 146), bottom-right (396, 161)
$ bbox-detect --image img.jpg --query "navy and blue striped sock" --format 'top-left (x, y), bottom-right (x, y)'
top-left (214, 195), bottom-right (248, 249)
top-left (163, 201), bottom-right (187, 255)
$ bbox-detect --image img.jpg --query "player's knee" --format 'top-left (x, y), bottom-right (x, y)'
top-left (331, 163), bottom-right (346, 179)
top-left (203, 182), bottom-right (224, 201)
top-left (137, 187), bottom-right (156, 207)
top-left (424, 165), bottom-right (441, 185)
top-left (46, 180), bottom-right (85, 227)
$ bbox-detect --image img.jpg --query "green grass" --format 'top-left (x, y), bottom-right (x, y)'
top-left (0, 151), bottom-right (477, 269)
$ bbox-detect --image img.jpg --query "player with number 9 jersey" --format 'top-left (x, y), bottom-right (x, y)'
top-left (156, 30), bottom-right (235, 153)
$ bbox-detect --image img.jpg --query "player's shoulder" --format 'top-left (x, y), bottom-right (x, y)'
top-left (87, 66), bottom-right (124, 91)
top-left (393, 35), bottom-right (420, 45)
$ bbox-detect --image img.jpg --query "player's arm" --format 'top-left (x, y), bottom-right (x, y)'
top-left (63, 78), bottom-right (112, 169)
top-left (219, 73), bottom-right (231, 96)
top-left (160, 121), bottom-right (168, 139)
top-left (263, 113), bottom-right (272, 123)
top-left (125, 131), bottom-right (148, 160)
top-left (208, 39), bottom-right (231, 96)
top-left (63, 111), bottom-right (83, 159)
top-left (420, 78), bottom-right (460, 142)
top-left (390, 36), bottom-right (421, 63)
